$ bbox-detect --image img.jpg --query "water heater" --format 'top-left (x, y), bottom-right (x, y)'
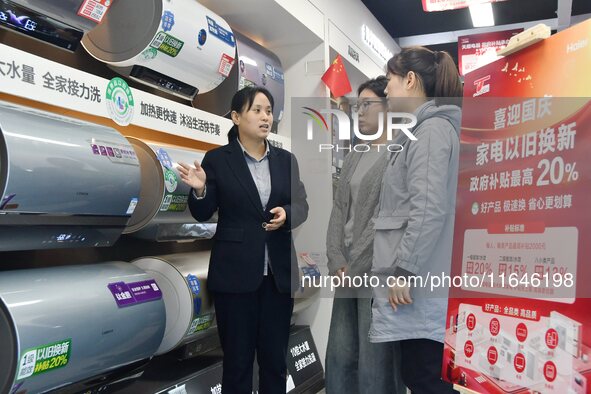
top-left (0, 262), bottom-right (166, 394)
top-left (133, 251), bottom-right (216, 355)
top-left (195, 29), bottom-right (285, 123)
top-left (0, 100), bottom-right (141, 251)
top-left (81, 0), bottom-right (236, 100)
top-left (124, 138), bottom-right (216, 241)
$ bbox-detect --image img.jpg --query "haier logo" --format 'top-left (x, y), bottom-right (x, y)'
top-left (303, 107), bottom-right (417, 153)
top-left (566, 39), bottom-right (588, 53)
top-left (473, 75), bottom-right (491, 97)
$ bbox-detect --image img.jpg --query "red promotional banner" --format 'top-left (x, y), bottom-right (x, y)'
top-left (458, 29), bottom-right (522, 76)
top-left (443, 18), bottom-right (591, 394)
top-left (422, 0), bottom-right (507, 12)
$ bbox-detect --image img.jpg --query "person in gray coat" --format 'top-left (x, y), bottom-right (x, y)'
top-left (325, 76), bottom-right (405, 394)
top-left (369, 47), bottom-right (463, 394)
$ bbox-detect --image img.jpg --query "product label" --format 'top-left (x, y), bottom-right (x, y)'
top-left (16, 339), bottom-right (72, 380)
top-left (187, 313), bottom-right (214, 335)
top-left (150, 31), bottom-right (184, 57)
top-left (126, 198), bottom-right (138, 215)
top-left (160, 193), bottom-right (188, 212)
top-left (218, 53), bottom-right (234, 77)
top-left (108, 279), bottom-right (162, 307)
top-left (206, 16), bottom-right (235, 47)
top-left (77, 0), bottom-right (112, 23)
top-left (105, 77), bottom-right (134, 126)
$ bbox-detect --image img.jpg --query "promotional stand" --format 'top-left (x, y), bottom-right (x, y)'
top-left (443, 20), bottom-right (591, 394)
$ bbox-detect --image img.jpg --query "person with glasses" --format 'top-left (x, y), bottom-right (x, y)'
top-left (325, 76), bottom-right (406, 394)
top-left (369, 47), bottom-right (463, 394)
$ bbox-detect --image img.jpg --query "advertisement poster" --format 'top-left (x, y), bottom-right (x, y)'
top-left (458, 29), bottom-right (522, 76)
top-left (443, 19), bottom-right (591, 393)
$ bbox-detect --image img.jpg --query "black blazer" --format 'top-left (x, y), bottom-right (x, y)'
top-left (188, 139), bottom-right (308, 294)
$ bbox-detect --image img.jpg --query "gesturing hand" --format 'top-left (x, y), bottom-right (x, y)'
top-left (264, 207), bottom-right (286, 231)
top-left (177, 160), bottom-right (207, 195)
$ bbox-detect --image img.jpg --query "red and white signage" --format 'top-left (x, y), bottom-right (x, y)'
top-left (458, 29), bottom-right (522, 76)
top-left (77, 0), bottom-right (113, 23)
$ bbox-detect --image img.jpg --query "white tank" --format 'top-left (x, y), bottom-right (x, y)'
top-left (0, 100), bottom-right (141, 251)
top-left (124, 138), bottom-right (216, 241)
top-left (0, 262), bottom-right (166, 394)
top-left (81, 0), bottom-right (236, 100)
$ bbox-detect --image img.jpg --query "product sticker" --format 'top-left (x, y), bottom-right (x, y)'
top-left (105, 77), bottom-right (135, 126)
top-left (141, 48), bottom-right (158, 61)
top-left (156, 148), bottom-right (173, 169)
top-left (160, 194), bottom-right (172, 211)
top-left (161, 10), bottom-right (175, 32)
top-left (187, 274), bottom-right (200, 295)
top-left (91, 140), bottom-right (139, 166)
top-left (187, 313), bottom-right (214, 335)
top-left (164, 169), bottom-right (178, 193)
top-left (150, 31), bottom-right (184, 58)
top-left (16, 338), bottom-right (72, 380)
top-left (126, 198), bottom-right (138, 215)
top-left (160, 193), bottom-right (188, 212)
top-left (77, 0), bottom-right (112, 23)
top-left (218, 53), bottom-right (234, 77)
top-left (107, 279), bottom-right (162, 308)
top-left (206, 16), bottom-right (235, 47)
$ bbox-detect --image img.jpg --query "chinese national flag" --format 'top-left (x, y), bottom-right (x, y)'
top-left (321, 55), bottom-right (352, 97)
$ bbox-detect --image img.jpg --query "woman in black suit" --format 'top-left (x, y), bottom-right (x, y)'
top-left (178, 86), bottom-right (308, 394)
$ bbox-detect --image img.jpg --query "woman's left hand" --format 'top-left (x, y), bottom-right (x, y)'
top-left (265, 207), bottom-right (286, 231)
top-left (388, 280), bottom-right (413, 311)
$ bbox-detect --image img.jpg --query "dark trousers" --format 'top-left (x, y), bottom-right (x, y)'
top-left (213, 274), bottom-right (294, 394)
top-left (399, 339), bottom-right (455, 394)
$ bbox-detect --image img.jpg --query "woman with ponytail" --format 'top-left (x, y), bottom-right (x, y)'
top-left (369, 47), bottom-right (462, 394)
top-left (178, 86), bottom-right (309, 394)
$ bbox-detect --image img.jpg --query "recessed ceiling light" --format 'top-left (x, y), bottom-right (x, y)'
top-left (469, 2), bottom-right (495, 27)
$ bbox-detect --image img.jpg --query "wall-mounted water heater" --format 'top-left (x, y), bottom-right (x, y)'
top-left (124, 138), bottom-right (216, 241)
top-left (0, 262), bottom-right (166, 394)
top-left (81, 0), bottom-right (236, 100)
top-left (0, 100), bottom-right (141, 251)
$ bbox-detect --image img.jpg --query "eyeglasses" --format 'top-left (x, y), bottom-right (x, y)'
top-left (351, 99), bottom-right (384, 113)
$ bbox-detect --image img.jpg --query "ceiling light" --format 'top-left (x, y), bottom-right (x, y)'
top-left (469, 2), bottom-right (495, 27)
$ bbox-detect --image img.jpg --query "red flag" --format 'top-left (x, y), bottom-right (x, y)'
top-left (321, 55), bottom-right (352, 97)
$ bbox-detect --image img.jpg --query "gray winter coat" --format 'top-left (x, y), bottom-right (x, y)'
top-left (369, 100), bottom-right (461, 343)
top-left (326, 150), bottom-right (388, 277)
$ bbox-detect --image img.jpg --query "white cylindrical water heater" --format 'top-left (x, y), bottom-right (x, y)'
top-left (124, 138), bottom-right (216, 241)
top-left (81, 0), bottom-right (236, 100)
top-left (0, 100), bottom-right (141, 251)
top-left (133, 251), bottom-right (215, 355)
top-left (0, 262), bottom-right (166, 394)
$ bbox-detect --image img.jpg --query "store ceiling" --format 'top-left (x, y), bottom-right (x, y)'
top-left (362, 0), bottom-right (591, 66)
